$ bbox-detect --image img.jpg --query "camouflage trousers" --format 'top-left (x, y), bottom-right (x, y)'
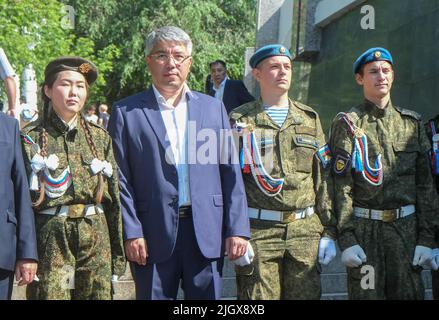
top-left (27, 212), bottom-right (113, 300)
top-left (235, 213), bottom-right (323, 300)
top-left (347, 215), bottom-right (424, 300)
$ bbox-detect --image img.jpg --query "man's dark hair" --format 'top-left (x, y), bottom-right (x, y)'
top-left (209, 60), bottom-right (227, 69)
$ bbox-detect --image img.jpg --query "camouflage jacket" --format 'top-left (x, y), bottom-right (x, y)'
top-left (20, 110), bottom-right (126, 276)
top-left (330, 99), bottom-right (439, 250)
top-left (230, 99), bottom-right (337, 239)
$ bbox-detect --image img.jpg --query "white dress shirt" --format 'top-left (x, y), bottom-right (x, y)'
top-left (153, 84), bottom-right (191, 207)
top-left (212, 76), bottom-right (227, 102)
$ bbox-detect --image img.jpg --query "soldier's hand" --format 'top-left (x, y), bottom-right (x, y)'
top-left (341, 245), bottom-right (367, 268)
top-left (124, 238), bottom-right (148, 266)
top-left (15, 259), bottom-right (38, 286)
top-left (233, 242), bottom-right (255, 266)
top-left (412, 245), bottom-right (433, 269)
top-left (225, 236), bottom-right (248, 260)
top-left (318, 237), bottom-right (336, 265)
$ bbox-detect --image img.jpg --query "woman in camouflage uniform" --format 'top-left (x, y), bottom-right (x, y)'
top-left (21, 57), bottom-right (125, 299)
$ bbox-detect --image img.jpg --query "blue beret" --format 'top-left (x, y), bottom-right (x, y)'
top-left (353, 47), bottom-right (393, 74)
top-left (250, 44), bottom-right (292, 68)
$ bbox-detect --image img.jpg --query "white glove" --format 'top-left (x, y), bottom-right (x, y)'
top-left (233, 242), bottom-right (255, 267)
top-left (341, 245), bottom-right (367, 268)
top-left (412, 245), bottom-right (433, 269)
top-left (318, 237), bottom-right (336, 265)
top-left (432, 248), bottom-right (439, 271)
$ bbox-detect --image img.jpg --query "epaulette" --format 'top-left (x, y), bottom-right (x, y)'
top-left (345, 105), bottom-right (366, 123)
top-left (87, 120), bottom-right (109, 134)
top-left (394, 106), bottom-right (421, 121)
top-left (332, 105), bottom-right (365, 125)
top-left (294, 100), bottom-right (318, 117)
top-left (20, 119), bottom-right (42, 135)
top-left (229, 101), bottom-right (258, 121)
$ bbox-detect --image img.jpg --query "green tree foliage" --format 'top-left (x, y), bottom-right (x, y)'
top-left (69, 0), bottom-right (257, 104)
top-left (1, 0), bottom-right (256, 106)
top-left (0, 0), bottom-right (119, 104)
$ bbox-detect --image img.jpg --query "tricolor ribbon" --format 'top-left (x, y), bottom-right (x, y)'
top-left (339, 113), bottom-right (383, 186)
top-left (29, 154), bottom-right (60, 190)
top-left (241, 130), bottom-right (284, 197)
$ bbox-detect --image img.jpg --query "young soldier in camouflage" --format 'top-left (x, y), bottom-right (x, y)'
top-left (425, 114), bottom-right (439, 300)
top-left (330, 47), bottom-right (439, 299)
top-left (21, 57), bottom-right (126, 299)
top-left (230, 44), bottom-right (337, 300)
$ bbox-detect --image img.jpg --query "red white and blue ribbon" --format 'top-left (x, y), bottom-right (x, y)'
top-left (339, 113), bottom-right (383, 186)
top-left (43, 167), bottom-right (73, 198)
top-left (240, 128), bottom-right (284, 197)
top-left (21, 133), bottom-right (35, 145)
top-left (29, 153), bottom-right (72, 198)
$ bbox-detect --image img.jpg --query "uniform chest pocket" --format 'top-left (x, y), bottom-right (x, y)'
top-left (393, 141), bottom-right (419, 176)
top-left (293, 136), bottom-right (319, 173)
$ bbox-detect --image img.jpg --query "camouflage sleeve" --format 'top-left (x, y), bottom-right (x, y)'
top-left (313, 115), bottom-right (337, 239)
top-left (103, 133), bottom-right (126, 276)
top-left (329, 117), bottom-right (357, 251)
top-left (20, 132), bottom-right (33, 179)
top-left (415, 121), bottom-right (439, 248)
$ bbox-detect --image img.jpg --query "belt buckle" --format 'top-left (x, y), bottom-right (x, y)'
top-left (281, 212), bottom-right (296, 223)
top-left (68, 204), bottom-right (86, 218)
top-left (381, 209), bottom-right (396, 222)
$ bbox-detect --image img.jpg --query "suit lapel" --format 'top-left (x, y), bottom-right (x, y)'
top-left (141, 88), bottom-right (173, 158)
top-left (187, 91), bottom-right (202, 138)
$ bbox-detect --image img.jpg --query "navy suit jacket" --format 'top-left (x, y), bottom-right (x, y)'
top-left (208, 79), bottom-right (255, 114)
top-left (0, 113), bottom-right (37, 271)
top-left (108, 87), bottom-right (250, 264)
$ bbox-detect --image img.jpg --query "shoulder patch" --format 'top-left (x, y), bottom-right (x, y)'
top-left (394, 106), bottom-right (421, 121)
top-left (332, 149), bottom-right (351, 176)
top-left (316, 144), bottom-right (332, 169)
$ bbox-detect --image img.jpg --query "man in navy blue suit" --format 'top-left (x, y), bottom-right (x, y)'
top-left (0, 113), bottom-right (38, 300)
top-left (207, 60), bottom-right (254, 114)
top-left (108, 26), bottom-right (250, 300)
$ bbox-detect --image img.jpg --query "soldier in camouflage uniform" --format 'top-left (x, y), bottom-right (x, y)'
top-left (230, 44), bottom-right (337, 300)
top-left (425, 114), bottom-right (439, 300)
top-left (330, 47), bottom-right (439, 299)
top-left (21, 57), bottom-right (126, 300)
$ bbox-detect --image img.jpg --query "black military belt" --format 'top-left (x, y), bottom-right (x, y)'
top-left (179, 206), bottom-right (192, 218)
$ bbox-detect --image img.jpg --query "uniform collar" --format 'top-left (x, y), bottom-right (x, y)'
top-left (364, 98), bottom-right (393, 118)
top-left (48, 109), bottom-right (78, 134)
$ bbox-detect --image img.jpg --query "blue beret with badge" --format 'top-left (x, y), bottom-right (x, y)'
top-left (353, 47), bottom-right (393, 74)
top-left (250, 44), bottom-right (293, 69)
